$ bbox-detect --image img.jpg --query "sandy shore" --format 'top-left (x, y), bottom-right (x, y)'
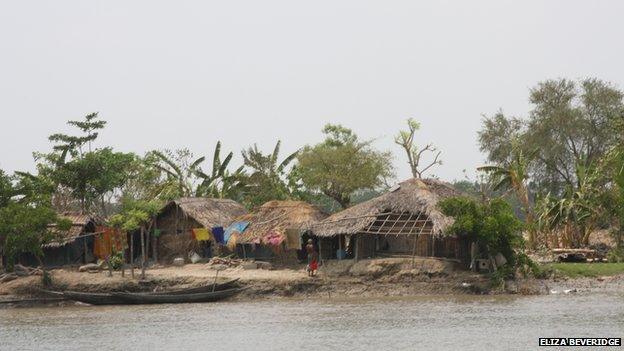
top-left (1, 257), bottom-right (622, 306)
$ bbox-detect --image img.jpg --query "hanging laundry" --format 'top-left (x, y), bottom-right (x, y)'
top-left (224, 221), bottom-right (249, 243)
top-left (262, 231), bottom-right (285, 246)
top-left (284, 228), bottom-right (301, 250)
top-left (94, 226), bottom-right (125, 260)
top-left (227, 232), bottom-right (240, 251)
top-left (192, 228), bottom-right (212, 241)
top-left (212, 226), bottom-right (225, 244)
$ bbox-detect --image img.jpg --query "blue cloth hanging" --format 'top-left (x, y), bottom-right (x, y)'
top-left (212, 226), bottom-right (225, 244)
top-left (224, 221), bottom-right (249, 243)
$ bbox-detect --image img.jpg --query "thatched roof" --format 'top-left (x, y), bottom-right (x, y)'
top-left (309, 178), bottom-right (461, 237)
top-left (160, 197), bottom-right (248, 228)
top-left (44, 213), bottom-right (97, 248)
top-left (236, 200), bottom-right (328, 243)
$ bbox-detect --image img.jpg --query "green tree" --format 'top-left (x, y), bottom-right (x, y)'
top-left (478, 146), bottom-right (538, 247)
top-left (36, 113), bottom-right (135, 214)
top-left (0, 171), bottom-right (70, 271)
top-left (109, 199), bottom-right (161, 279)
top-left (394, 118), bottom-right (442, 178)
top-left (45, 148), bottom-right (135, 214)
top-left (47, 112), bottom-right (106, 161)
top-left (439, 196), bottom-right (525, 271)
top-left (296, 124), bottom-right (394, 209)
top-left (479, 78), bottom-right (624, 194)
top-left (478, 111), bottom-right (524, 165)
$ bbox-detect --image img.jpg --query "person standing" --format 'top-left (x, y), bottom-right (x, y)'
top-left (305, 239), bottom-right (318, 277)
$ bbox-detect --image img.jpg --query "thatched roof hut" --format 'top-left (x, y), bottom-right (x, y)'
top-left (44, 213), bottom-right (98, 248)
top-left (158, 197), bottom-right (248, 230)
top-left (236, 200), bottom-right (327, 243)
top-left (310, 178), bottom-right (461, 238)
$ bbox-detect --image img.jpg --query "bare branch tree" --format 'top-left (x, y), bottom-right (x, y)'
top-left (395, 118), bottom-right (442, 178)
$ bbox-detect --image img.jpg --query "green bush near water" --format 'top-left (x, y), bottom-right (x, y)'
top-left (543, 263), bottom-right (624, 278)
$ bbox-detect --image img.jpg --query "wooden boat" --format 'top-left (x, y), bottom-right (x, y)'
top-left (111, 288), bottom-right (241, 304)
top-left (40, 279), bottom-right (241, 305)
top-left (148, 278), bottom-right (240, 295)
top-left (60, 291), bottom-right (126, 305)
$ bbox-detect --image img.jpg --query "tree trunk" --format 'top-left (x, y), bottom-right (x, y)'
top-left (130, 232), bottom-right (135, 279)
top-left (140, 226), bottom-right (146, 280)
top-left (517, 185), bottom-right (536, 249)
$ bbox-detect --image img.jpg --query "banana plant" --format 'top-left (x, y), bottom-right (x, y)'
top-left (478, 145), bottom-right (538, 246)
top-left (148, 150), bottom-right (199, 198)
top-left (538, 162), bottom-right (603, 247)
top-left (194, 141), bottom-right (247, 198)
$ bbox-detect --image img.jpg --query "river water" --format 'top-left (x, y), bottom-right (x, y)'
top-left (1, 292), bottom-right (623, 351)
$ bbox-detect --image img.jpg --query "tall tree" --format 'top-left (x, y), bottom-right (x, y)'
top-left (478, 111), bottom-right (524, 165)
top-left (395, 118), bottom-right (442, 178)
top-left (479, 78), bottom-right (624, 195)
top-left (48, 112), bottom-right (106, 161)
top-left (36, 113), bottom-right (135, 214)
top-left (296, 124), bottom-right (394, 209)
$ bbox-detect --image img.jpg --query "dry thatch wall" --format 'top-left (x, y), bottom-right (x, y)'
top-left (155, 198), bottom-right (247, 261)
top-left (236, 200), bottom-right (327, 243)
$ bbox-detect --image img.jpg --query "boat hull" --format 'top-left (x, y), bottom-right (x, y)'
top-left (112, 288), bottom-right (241, 304)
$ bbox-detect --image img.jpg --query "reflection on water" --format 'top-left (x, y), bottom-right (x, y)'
top-left (1, 293), bottom-right (623, 351)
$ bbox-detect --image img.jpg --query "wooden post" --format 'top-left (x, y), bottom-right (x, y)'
top-left (175, 204), bottom-right (179, 235)
top-left (354, 236), bottom-right (359, 262)
top-left (83, 237), bottom-right (88, 264)
top-left (140, 226), bottom-right (146, 280)
top-left (212, 269), bottom-right (220, 292)
top-left (338, 235), bottom-right (342, 260)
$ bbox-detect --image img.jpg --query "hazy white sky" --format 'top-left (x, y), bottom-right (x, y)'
top-left (1, 1), bottom-right (623, 182)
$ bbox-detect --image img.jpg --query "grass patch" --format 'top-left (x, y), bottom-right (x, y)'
top-left (543, 263), bottom-right (624, 278)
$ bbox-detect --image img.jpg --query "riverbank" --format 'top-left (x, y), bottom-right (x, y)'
top-left (1, 257), bottom-right (622, 306)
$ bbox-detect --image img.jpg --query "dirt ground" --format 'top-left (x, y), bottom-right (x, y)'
top-left (2, 257), bottom-right (620, 305)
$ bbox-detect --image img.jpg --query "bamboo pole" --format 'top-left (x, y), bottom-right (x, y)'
top-left (212, 269), bottom-right (220, 292)
top-left (410, 212), bottom-right (424, 267)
